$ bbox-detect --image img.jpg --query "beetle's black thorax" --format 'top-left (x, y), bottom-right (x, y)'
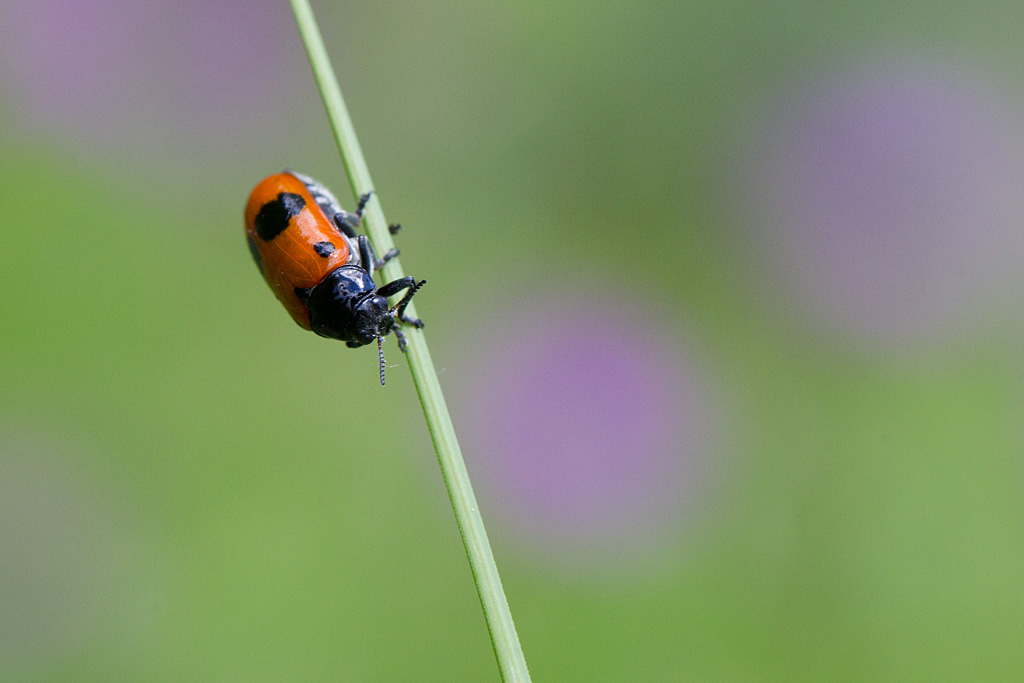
top-left (304, 266), bottom-right (392, 346)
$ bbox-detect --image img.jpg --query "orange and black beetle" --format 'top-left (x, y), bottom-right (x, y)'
top-left (245, 171), bottom-right (425, 384)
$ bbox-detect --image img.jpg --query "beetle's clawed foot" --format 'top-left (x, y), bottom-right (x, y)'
top-left (356, 191), bottom-right (373, 217)
top-left (375, 247), bottom-right (399, 270)
top-left (393, 326), bottom-right (409, 352)
top-left (400, 313), bottom-right (424, 329)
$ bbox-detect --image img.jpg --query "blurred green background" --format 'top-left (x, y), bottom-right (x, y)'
top-left (3, 1), bottom-right (1024, 681)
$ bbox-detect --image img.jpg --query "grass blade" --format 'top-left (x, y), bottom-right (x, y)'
top-left (287, 2), bottom-right (532, 680)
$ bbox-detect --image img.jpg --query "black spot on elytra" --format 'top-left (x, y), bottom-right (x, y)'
top-left (313, 241), bottom-right (335, 257)
top-left (254, 192), bottom-right (306, 241)
top-left (246, 235), bottom-right (263, 274)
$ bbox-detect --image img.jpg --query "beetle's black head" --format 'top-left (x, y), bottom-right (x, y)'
top-left (305, 266), bottom-right (393, 346)
top-left (347, 293), bottom-right (395, 346)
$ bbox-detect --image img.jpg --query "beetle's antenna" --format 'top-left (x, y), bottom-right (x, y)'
top-left (377, 336), bottom-right (386, 386)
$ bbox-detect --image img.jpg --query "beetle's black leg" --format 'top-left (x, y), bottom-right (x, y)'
top-left (375, 248), bottom-right (399, 271)
top-left (393, 279), bottom-right (426, 328)
top-left (333, 211), bottom-right (360, 237)
top-left (357, 235), bottom-right (379, 272)
top-left (377, 276), bottom-right (416, 298)
top-left (392, 325), bottom-right (409, 352)
top-left (388, 223), bottom-right (402, 235)
top-left (380, 278), bottom-right (426, 327)
top-left (356, 191), bottom-right (373, 218)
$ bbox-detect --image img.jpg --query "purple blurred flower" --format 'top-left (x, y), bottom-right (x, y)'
top-left (0, 0), bottom-right (301, 153)
top-left (741, 55), bottom-right (1024, 345)
top-left (455, 296), bottom-right (713, 564)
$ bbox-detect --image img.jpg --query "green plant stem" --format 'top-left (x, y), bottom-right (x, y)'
top-left (287, 2), bottom-right (531, 681)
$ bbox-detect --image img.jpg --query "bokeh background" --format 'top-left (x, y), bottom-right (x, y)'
top-left (3, 1), bottom-right (1024, 680)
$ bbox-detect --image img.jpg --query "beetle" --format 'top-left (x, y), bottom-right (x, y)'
top-left (245, 170), bottom-right (425, 384)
